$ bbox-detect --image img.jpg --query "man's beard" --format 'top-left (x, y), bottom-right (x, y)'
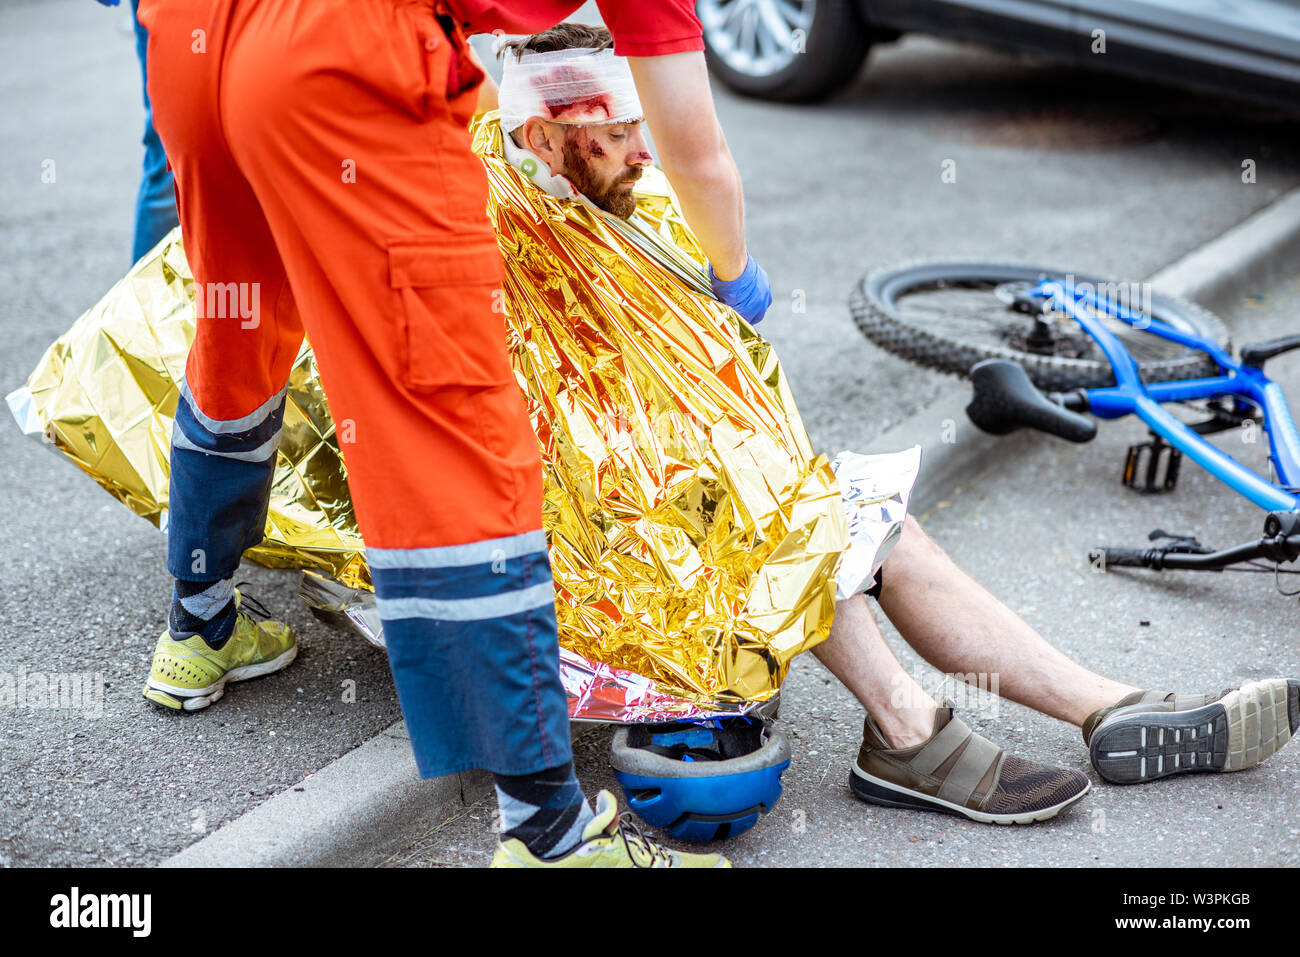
top-left (562, 136), bottom-right (641, 219)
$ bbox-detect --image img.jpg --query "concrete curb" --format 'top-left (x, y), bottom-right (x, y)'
top-left (163, 721), bottom-right (491, 868)
top-left (869, 185), bottom-right (1300, 514)
top-left (1149, 188), bottom-right (1300, 312)
top-left (167, 718), bottom-right (597, 867)
top-left (167, 186), bottom-right (1300, 869)
top-left (864, 381), bottom-right (1043, 514)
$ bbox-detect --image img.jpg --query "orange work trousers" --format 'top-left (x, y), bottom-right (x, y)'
top-left (140, 0), bottom-right (544, 551)
top-left (139, 0), bottom-right (573, 777)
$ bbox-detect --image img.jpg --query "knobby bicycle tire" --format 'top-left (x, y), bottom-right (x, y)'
top-left (850, 261), bottom-right (1231, 392)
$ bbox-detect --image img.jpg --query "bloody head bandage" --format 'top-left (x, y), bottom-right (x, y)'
top-left (498, 48), bottom-right (643, 134)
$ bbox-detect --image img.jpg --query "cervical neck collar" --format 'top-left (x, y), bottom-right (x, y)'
top-left (501, 128), bottom-right (579, 201)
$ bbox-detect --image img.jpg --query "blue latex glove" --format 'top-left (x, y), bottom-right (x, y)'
top-left (96, 0), bottom-right (121, 5)
top-left (709, 253), bottom-right (772, 326)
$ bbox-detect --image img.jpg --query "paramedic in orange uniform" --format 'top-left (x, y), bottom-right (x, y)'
top-left (135, 0), bottom-right (772, 866)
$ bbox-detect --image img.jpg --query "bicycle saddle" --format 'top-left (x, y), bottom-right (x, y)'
top-left (966, 359), bottom-right (1097, 443)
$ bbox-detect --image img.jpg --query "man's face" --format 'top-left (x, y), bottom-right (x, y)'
top-left (557, 122), bottom-right (652, 219)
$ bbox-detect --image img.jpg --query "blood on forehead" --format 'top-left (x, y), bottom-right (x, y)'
top-left (529, 64), bottom-right (615, 123)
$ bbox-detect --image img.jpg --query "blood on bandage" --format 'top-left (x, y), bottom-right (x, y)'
top-left (530, 65), bottom-right (616, 123)
top-left (499, 48), bottom-right (643, 134)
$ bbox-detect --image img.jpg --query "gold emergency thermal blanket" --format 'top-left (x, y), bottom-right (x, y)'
top-left (9, 112), bottom-right (860, 714)
top-left (471, 114), bottom-right (849, 703)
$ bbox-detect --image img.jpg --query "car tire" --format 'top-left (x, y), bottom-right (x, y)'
top-left (699, 0), bottom-right (872, 103)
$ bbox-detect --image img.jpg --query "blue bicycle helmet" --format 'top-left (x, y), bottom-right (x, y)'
top-left (610, 717), bottom-right (791, 843)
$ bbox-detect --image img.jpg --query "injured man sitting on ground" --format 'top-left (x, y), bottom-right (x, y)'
top-left (16, 23), bottom-right (1297, 836)
top-left (485, 24), bottom-right (1298, 824)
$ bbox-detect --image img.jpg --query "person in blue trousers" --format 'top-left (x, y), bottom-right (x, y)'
top-left (97, 0), bottom-right (180, 263)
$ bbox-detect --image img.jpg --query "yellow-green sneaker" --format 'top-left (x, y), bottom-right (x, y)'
top-left (490, 790), bottom-right (731, 868)
top-left (143, 597), bottom-right (296, 712)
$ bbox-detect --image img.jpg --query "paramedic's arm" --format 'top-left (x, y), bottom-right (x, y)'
top-left (472, 47), bottom-right (499, 116)
top-left (628, 52), bottom-right (747, 280)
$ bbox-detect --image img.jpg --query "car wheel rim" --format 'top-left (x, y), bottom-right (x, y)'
top-left (698, 0), bottom-right (816, 78)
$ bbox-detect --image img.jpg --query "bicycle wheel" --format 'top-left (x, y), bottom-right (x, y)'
top-left (850, 261), bottom-right (1231, 392)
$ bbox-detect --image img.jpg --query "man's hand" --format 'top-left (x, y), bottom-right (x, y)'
top-left (709, 254), bottom-right (772, 326)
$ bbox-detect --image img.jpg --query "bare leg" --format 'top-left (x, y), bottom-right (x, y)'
top-left (812, 594), bottom-right (937, 748)
top-left (877, 515), bottom-right (1138, 726)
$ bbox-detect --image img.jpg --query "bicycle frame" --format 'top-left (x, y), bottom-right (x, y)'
top-left (1027, 280), bottom-right (1300, 513)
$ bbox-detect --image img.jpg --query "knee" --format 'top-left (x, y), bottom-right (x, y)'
top-left (885, 514), bottom-right (939, 570)
top-left (897, 513), bottom-right (927, 552)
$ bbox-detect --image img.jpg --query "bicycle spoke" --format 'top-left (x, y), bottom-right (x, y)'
top-left (892, 282), bottom-right (1195, 363)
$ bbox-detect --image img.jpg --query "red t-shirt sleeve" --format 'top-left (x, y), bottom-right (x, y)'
top-left (448, 1), bottom-right (704, 57)
top-left (447, 1), bottom-right (585, 35)
top-left (595, 0), bottom-right (705, 56)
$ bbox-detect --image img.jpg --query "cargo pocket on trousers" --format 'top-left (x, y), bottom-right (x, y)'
top-left (388, 237), bottom-right (512, 390)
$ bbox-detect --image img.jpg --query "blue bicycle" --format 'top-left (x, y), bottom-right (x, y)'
top-left (851, 262), bottom-right (1300, 579)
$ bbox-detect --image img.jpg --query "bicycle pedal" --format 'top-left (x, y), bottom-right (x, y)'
top-left (1122, 437), bottom-right (1181, 493)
